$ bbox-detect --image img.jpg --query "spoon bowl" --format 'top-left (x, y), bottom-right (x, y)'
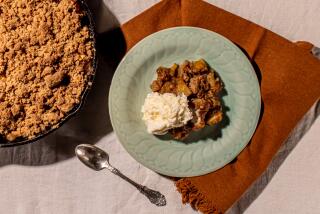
top-left (75, 144), bottom-right (109, 171)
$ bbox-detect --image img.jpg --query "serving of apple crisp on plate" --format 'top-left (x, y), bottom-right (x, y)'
top-left (142, 59), bottom-right (224, 140)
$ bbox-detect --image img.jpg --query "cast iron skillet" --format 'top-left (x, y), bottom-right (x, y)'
top-left (0, 0), bottom-right (97, 147)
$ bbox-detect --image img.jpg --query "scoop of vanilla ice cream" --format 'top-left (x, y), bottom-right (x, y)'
top-left (141, 92), bottom-right (192, 135)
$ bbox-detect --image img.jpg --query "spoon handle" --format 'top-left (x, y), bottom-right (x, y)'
top-left (107, 166), bottom-right (166, 206)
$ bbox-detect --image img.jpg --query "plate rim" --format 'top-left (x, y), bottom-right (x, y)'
top-left (109, 26), bottom-right (261, 177)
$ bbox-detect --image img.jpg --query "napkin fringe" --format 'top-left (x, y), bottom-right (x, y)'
top-left (176, 178), bottom-right (220, 214)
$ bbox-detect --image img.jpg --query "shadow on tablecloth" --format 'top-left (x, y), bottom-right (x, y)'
top-left (0, 1), bottom-right (126, 167)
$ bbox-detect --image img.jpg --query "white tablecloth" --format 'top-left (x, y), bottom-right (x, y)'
top-left (0, 1), bottom-right (319, 213)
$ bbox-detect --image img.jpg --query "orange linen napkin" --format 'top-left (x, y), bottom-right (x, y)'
top-left (120, 0), bottom-right (320, 213)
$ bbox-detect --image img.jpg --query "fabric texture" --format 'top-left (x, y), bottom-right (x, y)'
top-left (120, 0), bottom-right (320, 213)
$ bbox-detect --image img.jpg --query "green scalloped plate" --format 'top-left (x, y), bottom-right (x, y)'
top-left (109, 27), bottom-right (261, 177)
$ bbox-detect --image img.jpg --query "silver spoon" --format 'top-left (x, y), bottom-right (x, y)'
top-left (75, 144), bottom-right (166, 206)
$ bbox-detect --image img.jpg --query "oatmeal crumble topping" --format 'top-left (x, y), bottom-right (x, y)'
top-left (0, 0), bottom-right (94, 141)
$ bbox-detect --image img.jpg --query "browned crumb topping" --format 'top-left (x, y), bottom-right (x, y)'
top-left (0, 0), bottom-right (94, 141)
top-left (151, 59), bottom-right (223, 140)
